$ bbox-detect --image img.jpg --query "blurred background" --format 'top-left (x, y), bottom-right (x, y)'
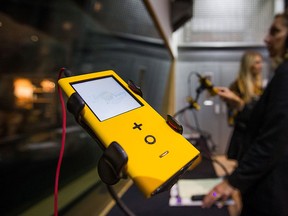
top-left (0, 0), bottom-right (283, 215)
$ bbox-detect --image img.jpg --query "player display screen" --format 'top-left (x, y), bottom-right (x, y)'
top-left (72, 76), bottom-right (142, 121)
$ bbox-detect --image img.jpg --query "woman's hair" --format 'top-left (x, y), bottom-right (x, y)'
top-left (275, 10), bottom-right (288, 29)
top-left (235, 51), bottom-right (263, 103)
top-left (268, 11), bottom-right (288, 68)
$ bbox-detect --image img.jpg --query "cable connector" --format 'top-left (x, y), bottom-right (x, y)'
top-left (60, 67), bottom-right (73, 77)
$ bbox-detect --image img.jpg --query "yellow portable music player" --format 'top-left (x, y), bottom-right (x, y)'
top-left (58, 70), bottom-right (200, 197)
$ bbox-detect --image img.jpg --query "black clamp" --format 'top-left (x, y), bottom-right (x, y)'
top-left (166, 115), bottom-right (183, 134)
top-left (66, 92), bottom-right (128, 185)
top-left (128, 80), bottom-right (143, 97)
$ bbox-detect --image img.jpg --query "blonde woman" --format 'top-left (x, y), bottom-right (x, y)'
top-left (222, 51), bottom-right (264, 160)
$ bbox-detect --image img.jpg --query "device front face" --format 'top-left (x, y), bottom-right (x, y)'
top-left (58, 70), bottom-right (200, 197)
top-left (71, 76), bottom-right (143, 122)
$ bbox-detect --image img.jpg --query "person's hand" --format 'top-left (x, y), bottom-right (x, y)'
top-left (202, 179), bottom-right (236, 208)
top-left (216, 87), bottom-right (244, 110)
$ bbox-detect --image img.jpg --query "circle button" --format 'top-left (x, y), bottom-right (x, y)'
top-left (145, 135), bottom-right (156, 144)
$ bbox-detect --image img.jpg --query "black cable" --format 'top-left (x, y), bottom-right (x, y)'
top-left (187, 71), bottom-right (203, 103)
top-left (191, 109), bottom-right (200, 131)
top-left (173, 105), bottom-right (191, 118)
top-left (180, 109), bottom-right (217, 152)
top-left (211, 158), bottom-right (230, 177)
top-left (187, 71), bottom-right (198, 97)
top-left (201, 154), bottom-right (230, 177)
top-left (106, 184), bottom-right (136, 216)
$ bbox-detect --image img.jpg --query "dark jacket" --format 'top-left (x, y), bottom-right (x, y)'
top-left (226, 80), bottom-right (261, 161)
top-left (227, 61), bottom-right (288, 216)
top-left (226, 98), bottom-right (258, 160)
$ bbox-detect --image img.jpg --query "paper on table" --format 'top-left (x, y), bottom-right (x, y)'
top-left (169, 178), bottom-right (235, 206)
top-left (178, 178), bottom-right (222, 198)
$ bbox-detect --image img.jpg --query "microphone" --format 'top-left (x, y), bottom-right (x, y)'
top-left (196, 73), bottom-right (219, 96)
top-left (186, 96), bottom-right (200, 110)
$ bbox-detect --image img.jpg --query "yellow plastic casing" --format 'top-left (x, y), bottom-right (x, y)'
top-left (58, 70), bottom-right (200, 197)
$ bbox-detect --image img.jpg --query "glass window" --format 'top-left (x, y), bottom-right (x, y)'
top-left (0, 0), bottom-right (170, 215)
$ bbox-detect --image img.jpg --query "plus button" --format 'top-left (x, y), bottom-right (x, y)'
top-left (133, 122), bottom-right (143, 130)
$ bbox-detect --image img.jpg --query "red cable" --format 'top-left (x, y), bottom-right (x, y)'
top-left (54, 69), bottom-right (67, 216)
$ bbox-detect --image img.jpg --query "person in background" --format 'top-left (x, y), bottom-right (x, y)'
top-left (223, 51), bottom-right (264, 161)
top-left (202, 10), bottom-right (288, 216)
